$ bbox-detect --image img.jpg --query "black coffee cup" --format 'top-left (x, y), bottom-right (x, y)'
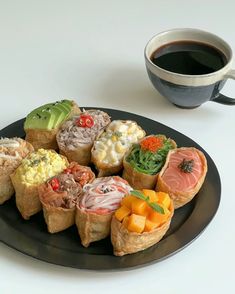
top-left (144, 28), bottom-right (235, 108)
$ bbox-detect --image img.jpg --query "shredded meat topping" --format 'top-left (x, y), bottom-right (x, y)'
top-left (56, 109), bottom-right (110, 150)
top-left (41, 173), bottom-right (82, 209)
top-left (0, 137), bottom-right (33, 176)
top-left (40, 163), bottom-right (95, 209)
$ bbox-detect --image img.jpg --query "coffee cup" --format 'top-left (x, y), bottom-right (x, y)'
top-left (144, 28), bottom-right (235, 108)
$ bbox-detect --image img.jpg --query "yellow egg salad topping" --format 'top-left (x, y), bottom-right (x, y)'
top-left (92, 120), bottom-right (145, 165)
top-left (14, 149), bottom-right (68, 185)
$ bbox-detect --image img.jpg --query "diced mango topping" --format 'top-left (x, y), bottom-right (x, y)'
top-left (148, 206), bottom-right (170, 224)
top-left (115, 190), bottom-right (173, 233)
top-left (156, 192), bottom-right (171, 209)
top-left (127, 214), bottom-right (146, 233)
top-left (131, 198), bottom-right (148, 216)
top-left (142, 189), bottom-right (158, 202)
top-left (121, 195), bottom-right (135, 209)
top-left (122, 216), bottom-right (130, 228)
top-left (144, 219), bottom-right (159, 232)
top-left (115, 205), bottom-right (131, 222)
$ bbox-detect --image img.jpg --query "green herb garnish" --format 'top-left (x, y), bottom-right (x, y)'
top-left (178, 158), bottom-right (194, 173)
top-left (113, 131), bottom-right (122, 137)
top-left (130, 190), bottom-right (165, 214)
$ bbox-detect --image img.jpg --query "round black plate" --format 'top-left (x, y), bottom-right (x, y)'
top-left (0, 108), bottom-right (221, 270)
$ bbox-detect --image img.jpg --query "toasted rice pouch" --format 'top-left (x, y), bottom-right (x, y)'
top-left (0, 174), bottom-right (15, 204)
top-left (10, 153), bottom-right (69, 220)
top-left (10, 175), bottom-right (42, 220)
top-left (156, 147), bottom-right (208, 209)
top-left (59, 142), bottom-right (93, 166)
top-left (25, 128), bottom-right (59, 151)
top-left (91, 156), bottom-right (123, 177)
top-left (0, 140), bottom-right (34, 205)
top-left (25, 101), bottom-right (81, 150)
top-left (91, 122), bottom-right (146, 177)
top-left (41, 203), bottom-right (75, 234)
top-left (122, 136), bottom-right (177, 189)
top-left (122, 157), bottom-right (157, 189)
top-left (75, 206), bottom-right (113, 247)
top-left (111, 202), bottom-right (174, 256)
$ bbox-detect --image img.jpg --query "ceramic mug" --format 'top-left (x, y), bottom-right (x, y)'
top-left (144, 28), bottom-right (235, 108)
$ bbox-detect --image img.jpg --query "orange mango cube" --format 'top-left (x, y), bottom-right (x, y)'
top-left (131, 198), bottom-right (149, 216)
top-left (156, 192), bottom-right (171, 209)
top-left (122, 215), bottom-right (130, 229)
top-left (148, 206), bottom-right (170, 225)
top-left (115, 205), bottom-right (131, 222)
top-left (121, 195), bottom-right (136, 209)
top-left (144, 219), bottom-right (160, 232)
top-left (127, 214), bottom-right (146, 233)
top-left (142, 189), bottom-right (158, 202)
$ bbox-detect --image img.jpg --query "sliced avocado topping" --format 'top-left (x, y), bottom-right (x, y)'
top-left (24, 100), bottom-right (73, 130)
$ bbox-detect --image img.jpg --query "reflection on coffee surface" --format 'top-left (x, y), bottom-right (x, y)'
top-left (151, 41), bottom-right (227, 75)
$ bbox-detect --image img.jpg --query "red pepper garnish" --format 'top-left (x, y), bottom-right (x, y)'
top-left (140, 136), bottom-right (164, 153)
top-left (76, 114), bottom-right (94, 128)
top-left (50, 178), bottom-right (60, 191)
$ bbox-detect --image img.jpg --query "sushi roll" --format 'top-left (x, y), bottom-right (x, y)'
top-left (91, 120), bottom-right (146, 177)
top-left (56, 109), bottom-right (111, 166)
top-left (0, 137), bottom-right (34, 204)
top-left (10, 148), bottom-right (68, 220)
top-left (123, 135), bottom-right (176, 189)
top-left (111, 189), bottom-right (174, 256)
top-left (24, 99), bottom-right (81, 150)
top-left (38, 162), bottom-right (95, 233)
top-left (75, 176), bottom-right (132, 247)
top-left (156, 147), bottom-right (208, 208)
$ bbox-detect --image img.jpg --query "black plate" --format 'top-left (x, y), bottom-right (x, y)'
top-left (0, 108), bottom-right (221, 270)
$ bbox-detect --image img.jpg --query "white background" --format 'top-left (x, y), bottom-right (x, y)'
top-left (0, 1), bottom-right (234, 293)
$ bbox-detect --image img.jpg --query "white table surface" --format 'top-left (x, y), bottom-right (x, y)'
top-left (1, 1), bottom-right (234, 293)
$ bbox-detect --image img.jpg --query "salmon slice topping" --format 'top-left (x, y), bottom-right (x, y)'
top-left (161, 149), bottom-right (203, 192)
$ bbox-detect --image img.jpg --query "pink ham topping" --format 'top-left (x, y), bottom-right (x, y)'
top-left (79, 176), bottom-right (132, 214)
top-left (161, 149), bottom-right (203, 192)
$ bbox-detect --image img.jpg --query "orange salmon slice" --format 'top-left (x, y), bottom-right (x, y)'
top-left (162, 149), bottom-right (203, 192)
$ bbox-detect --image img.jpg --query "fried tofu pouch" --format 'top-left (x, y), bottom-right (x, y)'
top-left (111, 190), bottom-right (174, 256)
top-left (75, 176), bottom-right (132, 247)
top-left (91, 120), bottom-right (146, 177)
top-left (38, 162), bottom-right (95, 233)
top-left (10, 149), bottom-right (68, 219)
top-left (24, 100), bottom-right (81, 150)
top-left (56, 109), bottom-right (111, 166)
top-left (0, 138), bottom-right (34, 204)
top-left (123, 135), bottom-right (177, 189)
top-left (156, 147), bottom-right (208, 208)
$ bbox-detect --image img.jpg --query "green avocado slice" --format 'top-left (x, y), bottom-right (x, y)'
top-left (24, 100), bottom-right (73, 130)
top-left (52, 105), bottom-right (69, 128)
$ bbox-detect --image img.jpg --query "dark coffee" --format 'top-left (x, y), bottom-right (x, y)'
top-left (151, 41), bottom-right (227, 75)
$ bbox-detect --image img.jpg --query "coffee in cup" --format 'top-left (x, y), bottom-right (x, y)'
top-left (144, 28), bottom-right (235, 108)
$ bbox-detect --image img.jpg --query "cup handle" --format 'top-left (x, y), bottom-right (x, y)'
top-left (212, 69), bottom-right (235, 105)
